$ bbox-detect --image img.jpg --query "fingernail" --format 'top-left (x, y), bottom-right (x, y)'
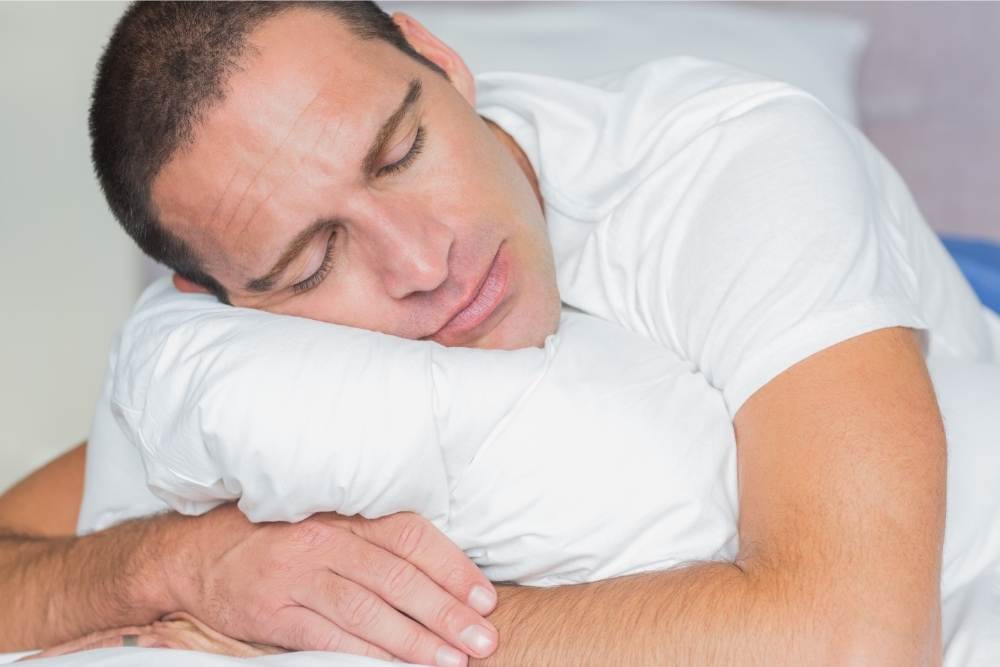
top-left (436, 644), bottom-right (466, 667)
top-left (468, 585), bottom-right (496, 615)
top-left (460, 625), bottom-right (494, 655)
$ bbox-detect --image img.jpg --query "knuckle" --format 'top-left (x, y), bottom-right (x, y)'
top-left (341, 590), bottom-right (382, 633)
top-left (320, 627), bottom-right (348, 653)
top-left (361, 641), bottom-right (392, 660)
top-left (271, 609), bottom-right (312, 650)
top-left (249, 603), bottom-right (283, 637)
top-left (383, 560), bottom-right (420, 598)
top-left (391, 515), bottom-right (428, 560)
top-left (440, 564), bottom-right (471, 594)
top-left (431, 599), bottom-right (463, 633)
top-left (274, 621), bottom-right (306, 650)
top-left (362, 646), bottom-right (384, 659)
top-left (289, 519), bottom-right (334, 551)
top-left (260, 553), bottom-right (295, 582)
top-left (395, 626), bottom-right (426, 660)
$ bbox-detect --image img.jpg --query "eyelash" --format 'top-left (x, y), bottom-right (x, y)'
top-left (291, 127), bottom-right (424, 295)
top-left (292, 230), bottom-right (337, 294)
top-left (377, 126), bottom-right (426, 177)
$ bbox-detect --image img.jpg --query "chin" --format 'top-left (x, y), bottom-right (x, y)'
top-left (481, 299), bottom-right (561, 351)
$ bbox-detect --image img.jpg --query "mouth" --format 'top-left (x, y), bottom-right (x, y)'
top-left (430, 243), bottom-right (510, 344)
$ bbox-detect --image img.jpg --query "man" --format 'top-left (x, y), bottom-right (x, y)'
top-left (0, 2), bottom-right (961, 664)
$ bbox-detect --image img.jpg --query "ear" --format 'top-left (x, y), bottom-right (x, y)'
top-left (392, 12), bottom-right (476, 106)
top-left (172, 273), bottom-right (210, 294)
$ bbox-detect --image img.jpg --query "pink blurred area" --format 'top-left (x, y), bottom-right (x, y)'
top-left (787, 1), bottom-right (1000, 242)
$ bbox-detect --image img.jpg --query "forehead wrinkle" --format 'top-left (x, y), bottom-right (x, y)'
top-left (241, 111), bottom-right (342, 247)
top-left (219, 86), bottom-right (326, 250)
top-left (239, 184), bottom-right (280, 248)
top-left (305, 114), bottom-right (345, 181)
top-left (218, 35), bottom-right (350, 235)
top-left (206, 166), bottom-right (242, 228)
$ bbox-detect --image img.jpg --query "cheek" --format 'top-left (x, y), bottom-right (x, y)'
top-left (427, 119), bottom-right (508, 200)
top-left (285, 271), bottom-right (393, 331)
top-left (426, 163), bottom-right (524, 240)
top-left (265, 280), bottom-right (344, 324)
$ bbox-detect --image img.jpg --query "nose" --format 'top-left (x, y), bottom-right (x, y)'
top-left (365, 205), bottom-right (454, 300)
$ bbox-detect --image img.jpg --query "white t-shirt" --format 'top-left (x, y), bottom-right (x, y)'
top-left (477, 56), bottom-right (998, 415)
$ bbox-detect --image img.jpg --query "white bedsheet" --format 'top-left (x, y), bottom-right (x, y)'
top-left (112, 287), bottom-right (742, 586)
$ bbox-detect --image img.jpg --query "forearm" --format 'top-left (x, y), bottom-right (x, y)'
top-left (477, 563), bottom-right (769, 666)
top-left (479, 330), bottom-right (948, 667)
top-left (0, 514), bottom-right (181, 651)
top-left (477, 559), bottom-right (939, 666)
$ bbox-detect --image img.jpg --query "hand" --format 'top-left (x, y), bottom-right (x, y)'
top-left (21, 613), bottom-right (281, 661)
top-left (164, 504), bottom-right (498, 666)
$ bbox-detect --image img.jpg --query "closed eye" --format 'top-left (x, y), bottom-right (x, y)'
top-left (292, 228), bottom-right (337, 294)
top-left (377, 126), bottom-right (426, 177)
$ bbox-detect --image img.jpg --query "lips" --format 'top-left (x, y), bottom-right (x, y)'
top-left (432, 244), bottom-right (510, 343)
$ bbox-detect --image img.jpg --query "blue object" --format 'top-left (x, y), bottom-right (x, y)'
top-left (940, 235), bottom-right (1000, 315)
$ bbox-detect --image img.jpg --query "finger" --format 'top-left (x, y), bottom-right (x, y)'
top-left (331, 532), bottom-right (495, 661)
top-left (294, 571), bottom-right (469, 667)
top-left (25, 626), bottom-right (154, 659)
top-left (269, 605), bottom-right (394, 661)
top-left (246, 642), bottom-right (287, 656)
top-left (149, 617), bottom-right (268, 657)
top-left (350, 512), bottom-right (498, 617)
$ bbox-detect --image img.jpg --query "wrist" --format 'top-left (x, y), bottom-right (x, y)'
top-left (156, 504), bottom-right (253, 618)
top-left (115, 511), bottom-right (199, 620)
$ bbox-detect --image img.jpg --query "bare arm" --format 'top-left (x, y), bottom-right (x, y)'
top-left (0, 443), bottom-right (500, 664)
top-left (0, 443), bottom-right (176, 650)
top-left (0, 443), bottom-right (85, 537)
top-left (475, 327), bottom-right (945, 665)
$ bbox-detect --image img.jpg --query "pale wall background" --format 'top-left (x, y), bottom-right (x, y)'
top-left (1, 1), bottom-right (998, 494)
top-left (790, 1), bottom-right (1000, 242)
top-left (0, 2), bottom-right (139, 493)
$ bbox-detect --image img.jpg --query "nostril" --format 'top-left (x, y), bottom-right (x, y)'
top-left (383, 243), bottom-right (451, 299)
top-left (374, 215), bottom-right (454, 299)
top-left (414, 253), bottom-right (449, 286)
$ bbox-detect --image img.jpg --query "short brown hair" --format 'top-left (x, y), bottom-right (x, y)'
top-left (89, 1), bottom-right (445, 301)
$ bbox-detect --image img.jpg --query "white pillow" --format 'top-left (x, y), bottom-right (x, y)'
top-left (111, 278), bottom-right (548, 523)
top-left (381, 2), bottom-right (869, 123)
top-left (109, 279), bottom-right (742, 586)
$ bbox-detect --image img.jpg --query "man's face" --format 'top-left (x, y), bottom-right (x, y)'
top-left (152, 9), bottom-right (560, 349)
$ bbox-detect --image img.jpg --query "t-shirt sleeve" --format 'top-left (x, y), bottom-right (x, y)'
top-left (638, 93), bottom-right (929, 416)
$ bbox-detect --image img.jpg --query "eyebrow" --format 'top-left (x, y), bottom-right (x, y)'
top-left (362, 77), bottom-right (423, 175)
top-left (244, 78), bottom-right (423, 293)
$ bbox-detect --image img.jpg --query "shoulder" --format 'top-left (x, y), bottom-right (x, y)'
top-left (476, 57), bottom-right (857, 215)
